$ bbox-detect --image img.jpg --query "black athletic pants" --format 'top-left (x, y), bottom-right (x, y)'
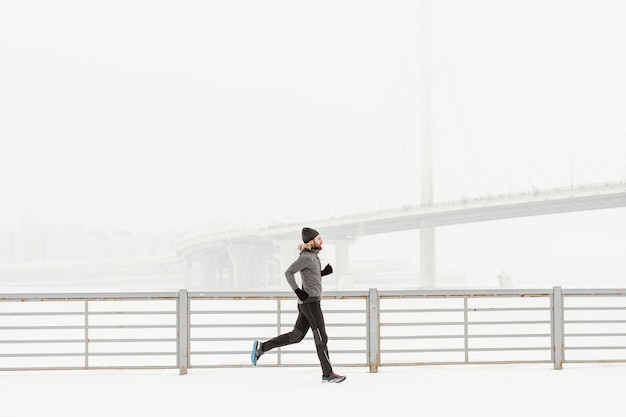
top-left (261, 301), bottom-right (333, 376)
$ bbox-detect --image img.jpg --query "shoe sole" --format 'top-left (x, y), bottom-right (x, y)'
top-left (251, 340), bottom-right (259, 365)
top-left (322, 375), bottom-right (346, 383)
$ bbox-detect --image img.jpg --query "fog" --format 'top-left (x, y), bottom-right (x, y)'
top-left (1, 1), bottom-right (625, 291)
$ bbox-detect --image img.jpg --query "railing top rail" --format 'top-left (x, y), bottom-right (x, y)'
top-left (561, 288), bottom-right (626, 296)
top-left (188, 291), bottom-right (370, 300)
top-left (377, 289), bottom-right (554, 297)
top-left (0, 292), bottom-right (180, 302)
top-left (3, 288), bottom-right (626, 303)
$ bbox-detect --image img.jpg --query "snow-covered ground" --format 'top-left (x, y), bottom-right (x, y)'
top-left (2, 364), bottom-right (623, 416)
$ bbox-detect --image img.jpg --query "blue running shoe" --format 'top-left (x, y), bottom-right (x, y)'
top-left (251, 340), bottom-right (263, 365)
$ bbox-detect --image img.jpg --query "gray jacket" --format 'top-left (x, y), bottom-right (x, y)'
top-left (284, 248), bottom-right (323, 303)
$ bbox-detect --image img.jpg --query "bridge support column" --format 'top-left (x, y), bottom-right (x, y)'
top-left (225, 240), bottom-right (280, 290)
top-left (334, 239), bottom-right (353, 280)
top-left (420, 221), bottom-right (436, 288)
top-left (194, 250), bottom-right (226, 289)
top-left (191, 239), bottom-right (281, 290)
top-left (417, 0), bottom-right (435, 287)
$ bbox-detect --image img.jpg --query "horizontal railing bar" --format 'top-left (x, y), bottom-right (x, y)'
top-left (565, 306), bottom-right (626, 311)
top-left (468, 307), bottom-right (550, 312)
top-left (82, 365), bottom-right (177, 369)
top-left (565, 320), bottom-right (626, 324)
top-left (382, 348), bottom-right (465, 353)
top-left (0, 326), bottom-right (86, 330)
top-left (468, 347), bottom-right (550, 352)
top-left (379, 289), bottom-right (553, 297)
top-left (87, 338), bottom-right (177, 343)
top-left (188, 363), bottom-right (365, 370)
top-left (190, 336), bottom-right (365, 342)
top-left (462, 360), bottom-right (552, 364)
top-left (190, 337), bottom-right (261, 342)
top-left (190, 323), bottom-right (365, 328)
top-left (87, 352), bottom-right (177, 356)
top-left (191, 323), bottom-right (281, 329)
top-left (191, 310), bottom-right (284, 315)
top-left (562, 289), bottom-right (626, 296)
top-left (382, 335), bottom-right (465, 340)
top-left (0, 312), bottom-right (84, 316)
top-left (86, 311), bottom-right (176, 315)
top-left (381, 321), bottom-right (550, 327)
top-left (0, 353), bottom-right (85, 357)
top-left (381, 307), bottom-right (550, 313)
top-left (381, 308), bottom-right (464, 313)
top-left (381, 333), bottom-right (550, 340)
top-left (469, 333), bottom-right (551, 338)
top-left (0, 366), bottom-right (189, 371)
top-left (0, 324), bottom-right (176, 330)
top-left (381, 322), bottom-right (464, 326)
top-left (378, 360), bottom-right (553, 366)
top-left (565, 333), bottom-right (626, 337)
top-left (0, 339), bottom-right (175, 345)
top-left (468, 320), bottom-right (551, 325)
top-left (565, 346), bottom-right (626, 351)
top-left (188, 291), bottom-right (369, 300)
top-left (381, 347), bottom-right (549, 353)
top-left (563, 359), bottom-right (626, 364)
top-left (0, 351), bottom-right (177, 358)
top-left (0, 292), bottom-right (179, 301)
top-left (190, 309), bottom-right (366, 315)
top-left (0, 311), bottom-right (175, 316)
top-left (86, 325), bottom-right (176, 329)
top-left (0, 339), bottom-right (85, 344)
top-left (0, 365), bottom-right (179, 371)
top-left (190, 349), bottom-right (367, 356)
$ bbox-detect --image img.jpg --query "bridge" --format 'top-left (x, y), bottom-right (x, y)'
top-left (174, 181), bottom-right (626, 290)
top-left (1, 181), bottom-right (624, 291)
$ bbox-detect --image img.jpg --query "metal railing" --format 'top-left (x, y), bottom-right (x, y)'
top-left (2, 287), bottom-right (626, 373)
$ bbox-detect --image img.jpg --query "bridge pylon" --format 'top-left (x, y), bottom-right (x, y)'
top-left (417, 0), bottom-right (436, 288)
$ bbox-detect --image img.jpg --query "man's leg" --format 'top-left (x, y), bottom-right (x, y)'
top-left (301, 301), bottom-right (333, 376)
top-left (260, 305), bottom-right (309, 352)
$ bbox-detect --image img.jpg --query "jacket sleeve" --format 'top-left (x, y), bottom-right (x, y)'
top-left (284, 256), bottom-right (306, 291)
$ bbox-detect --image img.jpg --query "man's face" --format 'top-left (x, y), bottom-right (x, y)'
top-left (312, 234), bottom-right (323, 250)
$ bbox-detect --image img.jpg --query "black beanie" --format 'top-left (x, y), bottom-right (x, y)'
top-left (301, 227), bottom-right (319, 243)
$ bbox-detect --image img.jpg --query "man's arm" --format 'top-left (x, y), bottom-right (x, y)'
top-left (284, 257), bottom-right (306, 290)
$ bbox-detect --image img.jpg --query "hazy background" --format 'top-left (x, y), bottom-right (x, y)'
top-left (1, 1), bottom-right (625, 290)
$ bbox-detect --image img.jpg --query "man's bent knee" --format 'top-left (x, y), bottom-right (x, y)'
top-left (288, 328), bottom-right (305, 343)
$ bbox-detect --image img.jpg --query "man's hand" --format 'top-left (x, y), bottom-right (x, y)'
top-left (294, 288), bottom-right (309, 301)
top-left (321, 264), bottom-right (333, 276)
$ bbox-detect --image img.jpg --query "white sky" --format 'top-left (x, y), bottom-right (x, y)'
top-left (2, 1), bottom-right (625, 233)
top-left (3, 365), bottom-right (624, 416)
top-left (1, 1), bottom-right (625, 288)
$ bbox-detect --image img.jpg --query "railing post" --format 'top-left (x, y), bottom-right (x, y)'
top-left (552, 286), bottom-right (564, 370)
top-left (367, 288), bottom-right (380, 373)
top-left (84, 300), bottom-right (89, 370)
top-left (463, 297), bottom-right (469, 364)
top-left (178, 289), bottom-right (189, 375)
